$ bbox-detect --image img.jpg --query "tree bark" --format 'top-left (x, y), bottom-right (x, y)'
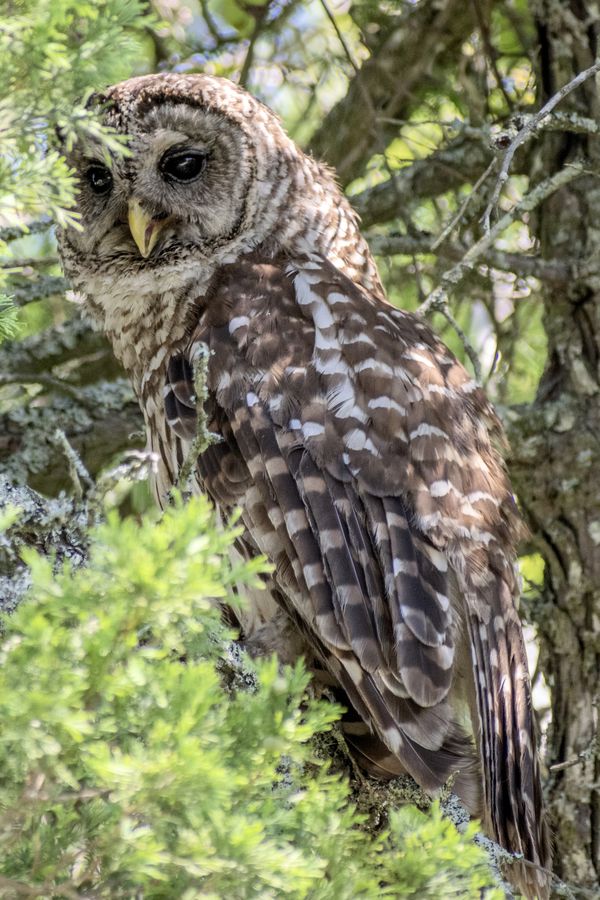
top-left (507, 1), bottom-right (600, 888)
top-left (309, 0), bottom-right (483, 185)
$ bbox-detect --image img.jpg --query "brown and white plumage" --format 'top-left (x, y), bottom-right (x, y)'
top-left (58, 73), bottom-right (550, 897)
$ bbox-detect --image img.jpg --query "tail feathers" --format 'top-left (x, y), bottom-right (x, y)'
top-left (464, 564), bottom-right (551, 899)
top-left (342, 715), bottom-right (482, 813)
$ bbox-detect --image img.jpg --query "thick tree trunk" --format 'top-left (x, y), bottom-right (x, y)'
top-left (508, 2), bottom-right (600, 888)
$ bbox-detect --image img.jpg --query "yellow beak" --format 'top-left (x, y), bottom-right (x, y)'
top-left (127, 198), bottom-right (168, 258)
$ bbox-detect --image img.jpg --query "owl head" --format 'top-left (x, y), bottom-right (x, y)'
top-left (57, 73), bottom-right (325, 296)
top-left (57, 73), bottom-right (381, 361)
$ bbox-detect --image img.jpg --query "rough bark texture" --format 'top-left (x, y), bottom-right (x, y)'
top-left (506, 1), bottom-right (600, 890)
top-left (0, 315), bottom-right (142, 494)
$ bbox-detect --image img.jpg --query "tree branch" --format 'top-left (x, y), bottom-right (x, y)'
top-left (482, 59), bottom-right (600, 231)
top-left (351, 135), bottom-right (495, 228)
top-left (309, 0), bottom-right (481, 184)
top-left (0, 314), bottom-right (119, 383)
top-left (0, 372), bottom-right (84, 402)
top-left (238, 3), bottom-right (270, 88)
top-left (0, 218), bottom-right (53, 243)
top-left (366, 233), bottom-right (570, 282)
top-left (9, 275), bottom-right (69, 306)
top-left (418, 162), bottom-right (586, 317)
top-left (0, 379), bottom-right (142, 496)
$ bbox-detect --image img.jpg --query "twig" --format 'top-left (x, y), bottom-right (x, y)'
top-left (482, 59), bottom-right (600, 232)
top-left (543, 110), bottom-right (600, 135)
top-left (419, 162), bottom-right (585, 318)
top-left (373, 111), bottom-right (600, 141)
top-left (0, 256), bottom-right (59, 269)
top-left (238, 5), bottom-right (270, 88)
top-left (496, 110), bottom-right (600, 140)
top-left (431, 158), bottom-right (497, 250)
top-left (550, 747), bottom-right (595, 773)
top-left (0, 372), bottom-right (82, 401)
top-left (319, 0), bottom-right (403, 203)
top-left (9, 275), bottom-right (69, 306)
top-left (550, 719), bottom-right (599, 773)
top-left (375, 115), bottom-right (476, 129)
top-left (352, 134), bottom-right (494, 229)
top-left (0, 218), bottom-right (53, 243)
top-left (318, 0), bottom-right (377, 143)
top-left (472, 0), bottom-right (514, 112)
top-left (89, 449), bottom-right (158, 525)
top-left (319, 0), bottom-right (361, 75)
top-left (474, 827), bottom-right (580, 899)
top-left (52, 428), bottom-right (94, 499)
top-left (367, 232), bottom-right (569, 282)
top-left (176, 342), bottom-right (222, 492)
top-left (439, 304), bottom-right (482, 382)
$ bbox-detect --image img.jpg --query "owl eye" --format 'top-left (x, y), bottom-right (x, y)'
top-left (85, 164), bottom-right (113, 196)
top-left (159, 149), bottom-right (208, 184)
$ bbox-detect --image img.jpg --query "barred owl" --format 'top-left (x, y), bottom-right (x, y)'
top-left (58, 74), bottom-right (550, 897)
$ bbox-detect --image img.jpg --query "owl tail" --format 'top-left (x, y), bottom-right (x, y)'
top-left (463, 563), bottom-right (551, 900)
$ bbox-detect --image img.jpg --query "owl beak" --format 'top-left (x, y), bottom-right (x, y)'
top-left (127, 198), bottom-right (167, 258)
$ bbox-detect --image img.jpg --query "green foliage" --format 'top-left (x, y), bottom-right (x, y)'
top-left (0, 497), bottom-right (499, 897)
top-left (0, 0), bottom-right (150, 229)
top-left (0, 296), bottom-right (19, 342)
top-left (386, 805), bottom-right (501, 898)
top-left (0, 0), bottom-right (152, 330)
top-left (0, 0), bottom-right (155, 359)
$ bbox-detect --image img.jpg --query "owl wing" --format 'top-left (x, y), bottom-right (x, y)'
top-left (164, 255), bottom-right (549, 894)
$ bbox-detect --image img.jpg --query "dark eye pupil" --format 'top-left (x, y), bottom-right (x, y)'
top-left (160, 151), bottom-right (207, 184)
top-left (86, 165), bottom-right (112, 195)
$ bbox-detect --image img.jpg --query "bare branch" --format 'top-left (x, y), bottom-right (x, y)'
top-left (351, 136), bottom-right (495, 228)
top-left (52, 427), bottom-right (94, 498)
top-left (238, 5), bottom-right (270, 88)
top-left (0, 256), bottom-right (59, 269)
top-left (496, 110), bottom-right (600, 141)
top-left (431, 159), bottom-right (497, 250)
top-left (419, 162), bottom-right (586, 319)
top-left (319, 0), bottom-right (361, 75)
top-left (9, 275), bottom-right (69, 306)
top-left (0, 218), bottom-right (53, 243)
top-left (550, 747), bottom-right (595, 773)
top-left (441, 304), bottom-right (482, 383)
top-left (0, 372), bottom-right (84, 402)
top-left (472, 0), bottom-right (514, 112)
top-left (366, 233), bottom-right (569, 283)
top-left (482, 59), bottom-right (600, 231)
top-left (0, 314), bottom-right (116, 382)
